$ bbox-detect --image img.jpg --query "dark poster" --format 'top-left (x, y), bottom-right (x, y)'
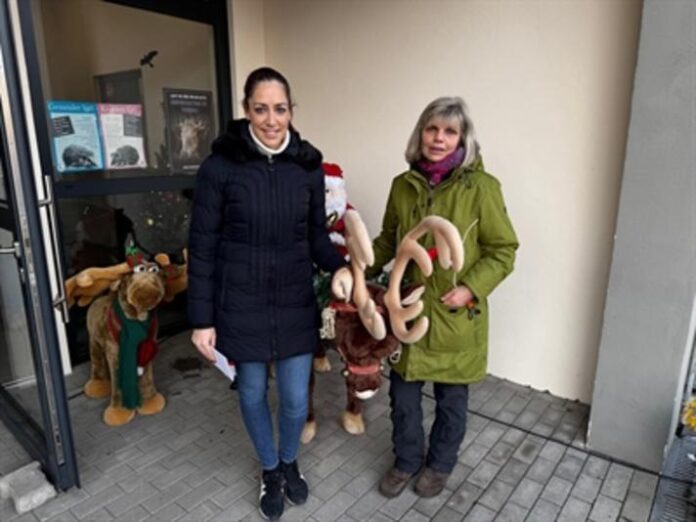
top-left (163, 89), bottom-right (214, 174)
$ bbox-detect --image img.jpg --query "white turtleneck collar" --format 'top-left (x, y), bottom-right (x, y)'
top-left (248, 123), bottom-right (291, 158)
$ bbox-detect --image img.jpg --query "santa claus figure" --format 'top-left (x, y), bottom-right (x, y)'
top-left (322, 162), bottom-right (353, 260)
top-left (312, 162), bottom-right (354, 372)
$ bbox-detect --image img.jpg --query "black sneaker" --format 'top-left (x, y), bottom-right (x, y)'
top-left (259, 466), bottom-right (285, 520)
top-left (281, 460), bottom-right (308, 505)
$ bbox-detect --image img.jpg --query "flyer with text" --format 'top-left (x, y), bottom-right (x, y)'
top-left (47, 101), bottom-right (104, 173)
top-left (98, 104), bottom-right (147, 170)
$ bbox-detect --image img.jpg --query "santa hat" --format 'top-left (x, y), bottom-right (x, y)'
top-left (322, 162), bottom-right (343, 178)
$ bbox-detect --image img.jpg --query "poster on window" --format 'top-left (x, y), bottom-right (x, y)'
top-left (163, 88), bottom-right (214, 173)
top-left (98, 104), bottom-right (147, 170)
top-left (47, 101), bottom-right (104, 173)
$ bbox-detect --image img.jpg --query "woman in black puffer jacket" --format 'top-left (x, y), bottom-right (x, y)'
top-left (188, 67), bottom-right (351, 521)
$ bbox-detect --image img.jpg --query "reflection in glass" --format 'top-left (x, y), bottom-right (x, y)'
top-left (34, 0), bottom-right (218, 179)
top-left (60, 191), bottom-right (191, 364)
top-left (0, 151), bottom-right (6, 201)
top-left (60, 191), bottom-right (191, 276)
top-left (0, 227), bottom-right (45, 431)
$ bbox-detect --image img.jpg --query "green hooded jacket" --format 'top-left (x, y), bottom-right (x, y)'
top-left (367, 158), bottom-right (519, 383)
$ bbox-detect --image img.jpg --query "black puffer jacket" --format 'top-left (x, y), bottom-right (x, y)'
top-left (187, 119), bottom-right (346, 362)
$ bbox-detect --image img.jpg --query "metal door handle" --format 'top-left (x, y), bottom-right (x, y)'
top-left (38, 176), bottom-right (69, 324)
top-left (0, 241), bottom-right (20, 257)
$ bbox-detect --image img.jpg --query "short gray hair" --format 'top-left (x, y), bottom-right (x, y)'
top-left (405, 97), bottom-right (480, 167)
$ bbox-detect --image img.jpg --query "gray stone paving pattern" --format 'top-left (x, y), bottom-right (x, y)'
top-left (0, 332), bottom-right (658, 521)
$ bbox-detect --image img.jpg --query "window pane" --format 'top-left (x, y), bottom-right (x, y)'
top-left (34, 0), bottom-right (219, 180)
top-left (59, 191), bottom-right (191, 276)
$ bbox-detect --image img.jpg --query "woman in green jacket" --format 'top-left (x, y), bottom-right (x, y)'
top-left (370, 97), bottom-right (519, 499)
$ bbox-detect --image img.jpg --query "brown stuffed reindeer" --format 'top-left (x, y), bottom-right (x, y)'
top-left (302, 211), bottom-right (463, 442)
top-left (65, 249), bottom-right (187, 426)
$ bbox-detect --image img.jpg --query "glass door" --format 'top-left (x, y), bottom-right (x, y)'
top-left (0, 1), bottom-right (78, 490)
top-left (17, 0), bottom-right (232, 365)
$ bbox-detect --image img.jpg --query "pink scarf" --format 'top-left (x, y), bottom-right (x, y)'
top-left (417, 147), bottom-right (465, 186)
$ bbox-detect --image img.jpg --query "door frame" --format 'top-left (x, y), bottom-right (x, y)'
top-left (0, 0), bottom-right (79, 491)
top-left (0, 0), bottom-right (233, 490)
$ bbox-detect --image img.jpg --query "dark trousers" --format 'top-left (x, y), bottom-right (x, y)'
top-left (389, 370), bottom-right (469, 474)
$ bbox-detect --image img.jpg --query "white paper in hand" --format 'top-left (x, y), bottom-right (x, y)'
top-left (213, 349), bottom-right (236, 382)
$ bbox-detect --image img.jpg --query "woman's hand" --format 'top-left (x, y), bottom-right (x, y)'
top-left (191, 327), bottom-right (216, 362)
top-left (440, 285), bottom-right (475, 308)
top-left (331, 266), bottom-right (353, 302)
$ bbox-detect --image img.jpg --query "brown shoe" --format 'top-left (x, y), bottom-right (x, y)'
top-left (378, 467), bottom-right (414, 498)
top-left (414, 467), bottom-right (450, 497)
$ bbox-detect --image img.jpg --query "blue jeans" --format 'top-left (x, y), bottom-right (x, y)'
top-left (236, 353), bottom-right (312, 470)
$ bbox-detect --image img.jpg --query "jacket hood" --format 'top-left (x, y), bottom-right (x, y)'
top-left (211, 118), bottom-right (323, 170)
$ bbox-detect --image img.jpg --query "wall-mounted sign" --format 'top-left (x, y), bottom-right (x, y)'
top-left (163, 88), bottom-right (214, 174)
top-left (47, 101), bottom-right (104, 173)
top-left (98, 104), bottom-right (147, 170)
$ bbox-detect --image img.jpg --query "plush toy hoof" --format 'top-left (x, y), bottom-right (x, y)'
top-left (137, 393), bottom-right (166, 415)
top-left (313, 356), bottom-right (332, 373)
top-left (342, 411), bottom-right (365, 435)
top-left (103, 406), bottom-right (136, 426)
top-left (84, 378), bottom-right (110, 399)
top-left (301, 420), bottom-right (317, 444)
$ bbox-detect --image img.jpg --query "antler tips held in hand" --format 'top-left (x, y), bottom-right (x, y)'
top-left (385, 216), bottom-right (463, 344)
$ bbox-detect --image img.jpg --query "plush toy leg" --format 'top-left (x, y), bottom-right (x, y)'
top-left (84, 378), bottom-right (110, 399)
top-left (102, 341), bottom-right (136, 427)
top-left (137, 393), bottom-right (165, 415)
top-left (103, 406), bottom-right (136, 427)
top-left (302, 371), bottom-right (317, 443)
top-left (313, 356), bottom-right (331, 373)
top-left (301, 420), bottom-right (317, 444)
top-left (342, 411), bottom-right (365, 435)
top-left (342, 393), bottom-right (365, 435)
top-left (313, 340), bottom-right (332, 372)
top-left (84, 310), bottom-right (111, 398)
top-left (136, 364), bottom-right (165, 415)
top-left (102, 373), bottom-right (135, 427)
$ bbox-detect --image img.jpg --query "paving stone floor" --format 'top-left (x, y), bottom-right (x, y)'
top-left (0, 331), bottom-right (659, 521)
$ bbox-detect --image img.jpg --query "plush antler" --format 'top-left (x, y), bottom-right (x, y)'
top-left (65, 248), bottom-right (188, 308)
top-left (66, 262), bottom-right (131, 307)
top-left (155, 248), bottom-right (188, 302)
top-left (384, 216), bottom-right (464, 344)
top-left (344, 210), bottom-right (387, 340)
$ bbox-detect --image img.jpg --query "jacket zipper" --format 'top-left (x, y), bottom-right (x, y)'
top-left (267, 154), bottom-right (278, 359)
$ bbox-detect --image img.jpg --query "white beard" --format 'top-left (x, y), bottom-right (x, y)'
top-left (325, 177), bottom-right (347, 224)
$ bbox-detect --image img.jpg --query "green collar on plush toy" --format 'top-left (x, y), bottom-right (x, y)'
top-left (113, 298), bottom-right (153, 409)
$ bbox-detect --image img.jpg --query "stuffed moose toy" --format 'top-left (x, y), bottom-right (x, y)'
top-left (302, 210), bottom-right (463, 442)
top-left (65, 247), bottom-right (187, 426)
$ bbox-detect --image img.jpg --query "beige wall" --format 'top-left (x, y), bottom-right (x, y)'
top-left (228, 0), bottom-right (266, 113)
top-left (231, 0), bottom-right (642, 402)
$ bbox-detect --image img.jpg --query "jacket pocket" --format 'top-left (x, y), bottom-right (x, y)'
top-left (427, 302), bottom-right (483, 352)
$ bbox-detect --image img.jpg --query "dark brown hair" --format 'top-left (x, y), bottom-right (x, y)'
top-left (242, 67), bottom-right (294, 110)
